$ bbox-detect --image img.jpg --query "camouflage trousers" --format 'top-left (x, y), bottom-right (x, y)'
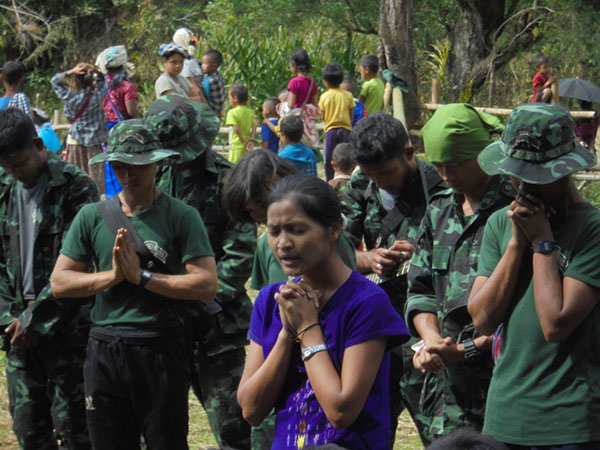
top-left (191, 345), bottom-right (251, 450)
top-left (6, 340), bottom-right (90, 450)
top-left (390, 339), bottom-right (432, 447)
top-left (421, 362), bottom-right (489, 441)
top-left (251, 410), bottom-right (275, 450)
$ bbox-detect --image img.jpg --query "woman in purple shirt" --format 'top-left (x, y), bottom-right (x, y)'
top-left (237, 174), bottom-right (409, 449)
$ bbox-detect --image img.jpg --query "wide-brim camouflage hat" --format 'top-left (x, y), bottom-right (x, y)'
top-left (144, 94), bottom-right (220, 163)
top-left (89, 119), bottom-right (179, 166)
top-left (478, 103), bottom-right (596, 184)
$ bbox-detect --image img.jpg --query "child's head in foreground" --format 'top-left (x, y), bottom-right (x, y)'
top-left (331, 143), bottom-right (355, 176)
top-left (1, 61), bottom-right (26, 89)
top-left (280, 115), bottom-right (304, 145)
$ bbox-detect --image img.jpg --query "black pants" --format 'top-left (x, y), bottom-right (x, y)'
top-left (83, 327), bottom-right (191, 450)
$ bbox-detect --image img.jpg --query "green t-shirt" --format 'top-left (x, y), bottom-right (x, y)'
top-left (477, 203), bottom-right (600, 445)
top-left (225, 105), bottom-right (255, 163)
top-left (250, 232), bottom-right (358, 290)
top-left (360, 78), bottom-right (385, 114)
top-left (61, 193), bottom-right (214, 330)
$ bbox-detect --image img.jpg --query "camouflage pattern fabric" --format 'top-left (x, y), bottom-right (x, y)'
top-left (157, 150), bottom-right (256, 449)
top-left (88, 119), bottom-right (179, 166)
top-left (340, 159), bottom-right (446, 446)
top-left (0, 153), bottom-right (99, 449)
top-left (405, 176), bottom-right (515, 440)
top-left (478, 103), bottom-right (596, 184)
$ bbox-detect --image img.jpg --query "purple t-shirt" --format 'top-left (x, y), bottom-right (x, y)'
top-left (249, 271), bottom-right (409, 450)
top-left (287, 76), bottom-right (318, 108)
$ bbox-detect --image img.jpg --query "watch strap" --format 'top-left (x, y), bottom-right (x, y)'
top-left (463, 338), bottom-right (480, 360)
top-left (301, 344), bottom-right (327, 361)
top-left (532, 240), bottom-right (557, 254)
top-left (139, 270), bottom-right (152, 288)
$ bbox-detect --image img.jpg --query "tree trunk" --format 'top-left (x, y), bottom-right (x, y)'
top-left (446, 0), bottom-right (505, 100)
top-left (378, 0), bottom-right (421, 128)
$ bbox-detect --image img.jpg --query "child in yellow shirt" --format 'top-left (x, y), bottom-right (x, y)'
top-left (225, 83), bottom-right (256, 163)
top-left (318, 63), bottom-right (354, 181)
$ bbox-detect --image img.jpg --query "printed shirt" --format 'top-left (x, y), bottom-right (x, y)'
top-left (157, 151), bottom-right (257, 353)
top-left (50, 72), bottom-right (108, 146)
top-left (249, 271), bottom-right (409, 450)
top-left (61, 193), bottom-right (213, 330)
top-left (478, 202), bottom-right (600, 445)
top-left (203, 71), bottom-right (225, 115)
top-left (102, 74), bottom-right (137, 122)
top-left (0, 153), bottom-right (100, 341)
top-left (360, 78), bottom-right (385, 114)
top-left (318, 88), bottom-right (355, 132)
top-left (0, 93), bottom-right (31, 116)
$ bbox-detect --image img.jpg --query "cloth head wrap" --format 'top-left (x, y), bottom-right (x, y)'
top-left (172, 28), bottom-right (198, 56)
top-left (95, 45), bottom-right (135, 78)
top-left (423, 103), bottom-right (505, 163)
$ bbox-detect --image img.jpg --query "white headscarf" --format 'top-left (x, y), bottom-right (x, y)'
top-left (172, 28), bottom-right (198, 56)
top-left (96, 45), bottom-right (135, 77)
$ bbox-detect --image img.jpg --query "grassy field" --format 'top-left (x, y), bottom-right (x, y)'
top-left (0, 354), bottom-right (422, 449)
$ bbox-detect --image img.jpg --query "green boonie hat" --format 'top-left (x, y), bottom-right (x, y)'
top-left (89, 120), bottom-right (179, 166)
top-left (478, 103), bottom-right (596, 184)
top-left (144, 94), bottom-right (220, 163)
top-left (423, 103), bottom-right (505, 163)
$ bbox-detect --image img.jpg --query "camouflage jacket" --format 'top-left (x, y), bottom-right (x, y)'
top-left (0, 153), bottom-right (99, 345)
top-left (157, 150), bottom-right (257, 355)
top-left (406, 175), bottom-right (515, 341)
top-left (342, 158), bottom-right (446, 250)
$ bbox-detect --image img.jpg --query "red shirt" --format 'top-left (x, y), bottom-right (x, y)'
top-left (103, 74), bottom-right (138, 122)
top-left (287, 76), bottom-right (318, 108)
top-left (531, 71), bottom-right (548, 102)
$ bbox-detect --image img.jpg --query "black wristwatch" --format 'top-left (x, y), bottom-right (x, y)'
top-left (139, 270), bottom-right (152, 288)
top-left (532, 240), bottom-right (557, 255)
top-left (463, 338), bottom-right (481, 361)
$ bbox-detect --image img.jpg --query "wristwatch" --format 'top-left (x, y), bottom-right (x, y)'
top-left (462, 338), bottom-right (481, 361)
top-left (139, 270), bottom-right (152, 288)
top-left (532, 240), bottom-right (557, 254)
top-left (301, 344), bottom-right (328, 361)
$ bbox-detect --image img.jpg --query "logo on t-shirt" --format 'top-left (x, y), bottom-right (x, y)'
top-left (145, 240), bottom-right (167, 264)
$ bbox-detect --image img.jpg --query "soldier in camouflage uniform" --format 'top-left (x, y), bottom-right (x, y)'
top-left (0, 108), bottom-right (99, 449)
top-left (145, 94), bottom-right (257, 450)
top-left (343, 113), bottom-right (446, 446)
top-left (405, 104), bottom-right (511, 441)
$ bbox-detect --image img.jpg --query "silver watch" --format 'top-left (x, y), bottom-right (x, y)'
top-left (301, 344), bottom-right (327, 361)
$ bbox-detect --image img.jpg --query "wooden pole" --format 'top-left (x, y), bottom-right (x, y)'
top-left (431, 78), bottom-right (441, 104)
top-left (423, 103), bottom-right (597, 119)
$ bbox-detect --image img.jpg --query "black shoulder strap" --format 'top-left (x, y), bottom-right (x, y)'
top-left (96, 196), bottom-right (165, 273)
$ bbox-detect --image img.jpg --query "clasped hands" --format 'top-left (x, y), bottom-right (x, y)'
top-left (371, 240), bottom-right (414, 276)
top-left (507, 184), bottom-right (554, 248)
top-left (413, 336), bottom-right (464, 374)
top-left (111, 228), bottom-right (144, 286)
top-left (275, 279), bottom-right (322, 337)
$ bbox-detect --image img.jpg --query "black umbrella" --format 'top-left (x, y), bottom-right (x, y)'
top-left (559, 78), bottom-right (600, 102)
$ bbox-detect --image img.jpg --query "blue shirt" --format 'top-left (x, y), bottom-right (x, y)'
top-left (261, 118), bottom-right (280, 153)
top-left (249, 271), bottom-right (409, 450)
top-left (352, 99), bottom-right (366, 127)
top-left (278, 143), bottom-right (317, 177)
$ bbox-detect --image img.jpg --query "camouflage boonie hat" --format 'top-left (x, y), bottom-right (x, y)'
top-left (478, 103), bottom-right (596, 184)
top-left (144, 94), bottom-right (220, 163)
top-left (88, 119), bottom-right (179, 166)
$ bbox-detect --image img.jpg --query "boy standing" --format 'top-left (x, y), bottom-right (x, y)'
top-left (278, 115), bottom-right (317, 176)
top-left (328, 142), bottom-right (355, 192)
top-left (260, 97), bottom-right (280, 153)
top-left (531, 55), bottom-right (556, 103)
top-left (469, 104), bottom-right (600, 448)
top-left (225, 83), bottom-right (256, 164)
top-left (319, 62), bottom-right (355, 181)
top-left (341, 75), bottom-right (366, 127)
top-left (359, 54), bottom-right (385, 115)
top-left (202, 49), bottom-right (226, 119)
top-left (0, 61), bottom-right (31, 116)
top-left (0, 108), bottom-right (99, 449)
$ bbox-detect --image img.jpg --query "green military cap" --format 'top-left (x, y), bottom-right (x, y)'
top-left (144, 94), bottom-right (220, 162)
top-left (478, 103), bottom-right (596, 184)
top-left (423, 103), bottom-right (504, 163)
top-left (89, 119), bottom-right (179, 166)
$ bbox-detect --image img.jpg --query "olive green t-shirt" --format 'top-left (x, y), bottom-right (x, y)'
top-left (61, 193), bottom-right (214, 330)
top-left (360, 78), bottom-right (385, 114)
top-left (477, 203), bottom-right (600, 445)
top-left (250, 232), bottom-right (358, 290)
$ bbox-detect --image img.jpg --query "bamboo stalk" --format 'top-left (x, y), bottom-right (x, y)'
top-left (423, 103), bottom-right (597, 119)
